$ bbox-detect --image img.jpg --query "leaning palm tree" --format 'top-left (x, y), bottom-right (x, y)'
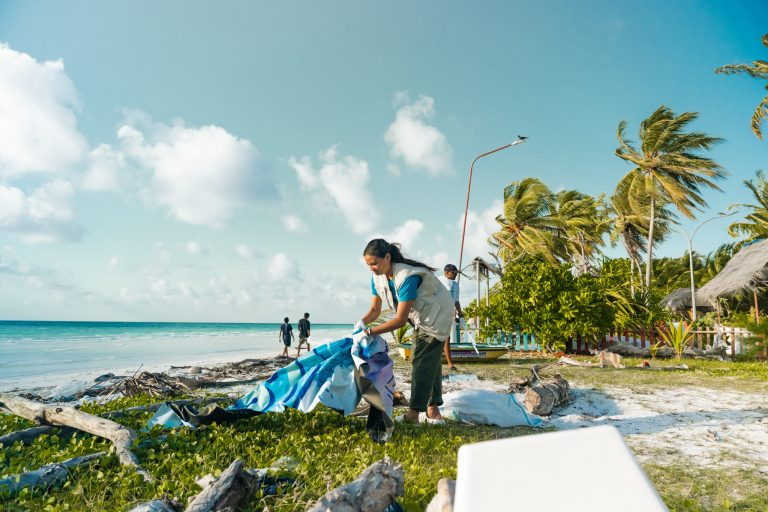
top-left (728, 170), bottom-right (768, 248)
top-left (608, 178), bottom-right (674, 293)
top-left (550, 189), bottom-right (608, 265)
top-left (716, 34), bottom-right (768, 139)
top-left (490, 178), bottom-right (559, 264)
top-left (615, 106), bottom-right (726, 289)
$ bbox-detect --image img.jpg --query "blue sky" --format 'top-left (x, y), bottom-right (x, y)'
top-left (0, 0), bottom-right (766, 322)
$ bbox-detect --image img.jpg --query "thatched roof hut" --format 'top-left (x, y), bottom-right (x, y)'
top-left (661, 287), bottom-right (711, 313)
top-left (698, 239), bottom-right (768, 303)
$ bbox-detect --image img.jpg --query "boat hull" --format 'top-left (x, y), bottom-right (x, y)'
top-left (397, 343), bottom-right (508, 361)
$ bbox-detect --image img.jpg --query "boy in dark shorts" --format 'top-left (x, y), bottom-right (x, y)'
top-left (279, 317), bottom-right (294, 356)
top-left (297, 312), bottom-right (311, 356)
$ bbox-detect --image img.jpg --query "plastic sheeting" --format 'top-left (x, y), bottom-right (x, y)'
top-left (440, 389), bottom-right (543, 427)
top-left (145, 331), bottom-right (395, 442)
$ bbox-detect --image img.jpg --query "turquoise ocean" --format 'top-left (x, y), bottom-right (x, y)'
top-left (0, 321), bottom-right (351, 391)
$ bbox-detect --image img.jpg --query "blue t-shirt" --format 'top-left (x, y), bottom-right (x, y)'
top-left (371, 275), bottom-right (422, 307)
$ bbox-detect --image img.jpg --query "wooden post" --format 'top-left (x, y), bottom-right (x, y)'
top-left (754, 289), bottom-right (760, 323)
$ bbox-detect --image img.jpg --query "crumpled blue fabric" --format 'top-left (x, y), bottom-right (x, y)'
top-left (144, 331), bottom-right (396, 441)
top-left (231, 331), bottom-right (395, 437)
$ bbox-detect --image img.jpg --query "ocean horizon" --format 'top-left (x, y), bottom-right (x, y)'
top-left (0, 320), bottom-right (353, 392)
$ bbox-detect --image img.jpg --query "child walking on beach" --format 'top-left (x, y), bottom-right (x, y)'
top-left (279, 317), bottom-right (294, 357)
top-left (355, 239), bottom-right (454, 424)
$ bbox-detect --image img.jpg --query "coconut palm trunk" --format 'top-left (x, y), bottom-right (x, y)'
top-left (645, 195), bottom-right (656, 289)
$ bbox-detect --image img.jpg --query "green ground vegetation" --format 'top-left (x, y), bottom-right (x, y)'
top-left (1, 355), bottom-right (766, 511)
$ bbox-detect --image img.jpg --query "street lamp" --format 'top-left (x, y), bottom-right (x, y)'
top-left (675, 211), bottom-right (737, 322)
top-left (457, 135), bottom-right (528, 282)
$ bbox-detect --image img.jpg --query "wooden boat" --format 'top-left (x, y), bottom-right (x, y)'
top-left (397, 342), bottom-right (509, 362)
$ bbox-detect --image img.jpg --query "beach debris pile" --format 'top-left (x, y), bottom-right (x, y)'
top-left (17, 357), bottom-right (295, 403)
top-left (128, 458), bottom-right (296, 512)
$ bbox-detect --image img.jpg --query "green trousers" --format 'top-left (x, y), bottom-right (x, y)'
top-left (409, 333), bottom-right (444, 411)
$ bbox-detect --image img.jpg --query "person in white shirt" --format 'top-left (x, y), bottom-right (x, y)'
top-left (439, 264), bottom-right (463, 372)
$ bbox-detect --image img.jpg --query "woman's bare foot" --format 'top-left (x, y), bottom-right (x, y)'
top-left (402, 409), bottom-right (420, 423)
top-left (426, 404), bottom-right (442, 420)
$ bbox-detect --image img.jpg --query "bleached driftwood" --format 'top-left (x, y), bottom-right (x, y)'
top-left (425, 477), bottom-right (456, 512)
top-left (128, 499), bottom-right (180, 512)
top-left (0, 392), bottom-right (151, 481)
top-left (185, 459), bottom-right (256, 512)
top-left (0, 451), bottom-right (105, 495)
top-left (307, 456), bottom-right (404, 512)
top-left (558, 356), bottom-right (596, 367)
top-left (0, 425), bottom-right (71, 447)
top-left (524, 375), bottom-right (569, 416)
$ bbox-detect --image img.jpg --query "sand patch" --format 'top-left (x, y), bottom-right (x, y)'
top-left (548, 386), bottom-right (768, 473)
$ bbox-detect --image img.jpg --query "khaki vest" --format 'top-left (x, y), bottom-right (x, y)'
top-left (372, 262), bottom-right (454, 341)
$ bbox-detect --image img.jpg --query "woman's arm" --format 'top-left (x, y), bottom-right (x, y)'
top-left (368, 300), bottom-right (413, 336)
top-left (361, 295), bottom-right (383, 325)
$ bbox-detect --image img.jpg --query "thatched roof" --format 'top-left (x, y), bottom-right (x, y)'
top-left (698, 239), bottom-right (768, 303)
top-left (661, 287), bottom-right (709, 313)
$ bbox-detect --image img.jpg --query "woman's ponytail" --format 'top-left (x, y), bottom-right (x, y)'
top-left (363, 239), bottom-right (436, 272)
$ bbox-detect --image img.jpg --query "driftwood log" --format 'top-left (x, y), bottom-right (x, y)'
top-left (308, 456), bottom-right (404, 512)
top-left (524, 375), bottom-right (569, 416)
top-left (185, 459), bottom-right (257, 512)
top-left (0, 425), bottom-right (76, 447)
top-left (605, 344), bottom-right (724, 359)
top-left (0, 451), bottom-right (105, 495)
top-left (128, 500), bottom-right (179, 512)
top-left (425, 477), bottom-right (456, 512)
top-left (0, 392), bottom-right (151, 481)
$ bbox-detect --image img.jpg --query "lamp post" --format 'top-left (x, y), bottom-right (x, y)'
top-left (675, 211), bottom-right (736, 322)
top-left (458, 135), bottom-right (528, 283)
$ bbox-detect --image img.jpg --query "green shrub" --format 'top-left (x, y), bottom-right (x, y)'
top-left (468, 257), bottom-right (628, 352)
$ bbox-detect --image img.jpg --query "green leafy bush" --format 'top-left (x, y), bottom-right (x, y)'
top-left (468, 257), bottom-right (628, 352)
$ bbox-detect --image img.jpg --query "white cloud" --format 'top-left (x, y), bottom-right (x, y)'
top-left (267, 252), bottom-right (298, 281)
top-left (0, 180), bottom-right (83, 243)
top-left (186, 241), bottom-right (204, 255)
top-left (281, 214), bottom-right (308, 233)
top-left (382, 219), bottom-right (424, 249)
top-left (81, 144), bottom-right (125, 191)
top-left (109, 255), bottom-right (119, 268)
top-left (0, 44), bottom-right (87, 179)
top-left (288, 156), bottom-right (320, 190)
top-left (456, 199), bottom-right (503, 263)
top-left (288, 146), bottom-right (378, 234)
top-left (384, 92), bottom-right (453, 176)
top-left (150, 279), bottom-right (168, 295)
top-left (117, 115), bottom-right (275, 228)
top-left (234, 244), bottom-right (254, 259)
top-left (386, 163), bottom-right (401, 177)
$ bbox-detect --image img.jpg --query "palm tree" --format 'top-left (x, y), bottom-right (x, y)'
top-left (491, 178), bottom-right (607, 266)
top-left (550, 190), bottom-right (608, 265)
top-left (728, 170), bottom-right (768, 248)
top-left (615, 106), bottom-right (726, 289)
top-left (608, 178), bottom-right (674, 293)
top-left (491, 178), bottom-right (559, 264)
top-left (716, 34), bottom-right (768, 140)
